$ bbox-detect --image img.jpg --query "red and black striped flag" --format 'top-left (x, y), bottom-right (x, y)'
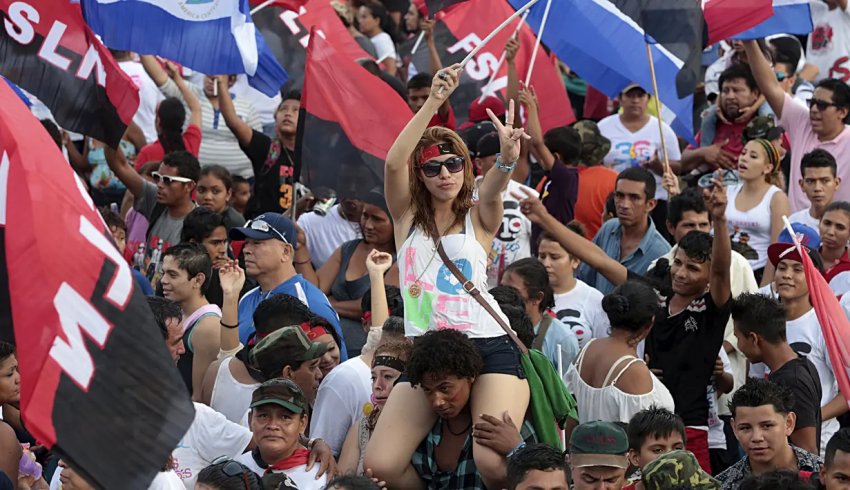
top-left (297, 30), bottom-right (412, 198)
top-left (0, 80), bottom-right (193, 489)
top-left (0, 0), bottom-right (139, 147)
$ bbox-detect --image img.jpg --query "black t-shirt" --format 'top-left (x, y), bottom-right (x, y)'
top-left (241, 130), bottom-right (300, 219)
top-left (632, 271), bottom-right (731, 426)
top-left (769, 355), bottom-right (822, 445)
top-left (531, 160), bottom-right (579, 253)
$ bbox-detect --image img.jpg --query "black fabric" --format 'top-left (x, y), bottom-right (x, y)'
top-left (769, 355), bottom-right (823, 447)
top-left (242, 130), bottom-right (299, 219)
top-left (532, 161), bottom-right (578, 254)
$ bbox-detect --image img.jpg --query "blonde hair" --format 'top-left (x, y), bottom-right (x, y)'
top-left (408, 127), bottom-right (475, 239)
top-left (749, 138), bottom-right (782, 186)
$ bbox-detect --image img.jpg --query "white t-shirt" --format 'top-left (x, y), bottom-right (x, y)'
top-left (297, 205), bottom-right (362, 269)
top-left (119, 60), bottom-right (164, 144)
top-left (807, 1), bottom-right (850, 82)
top-left (788, 208), bottom-right (821, 235)
top-left (370, 32), bottom-right (397, 64)
top-left (553, 280), bottom-right (610, 348)
top-left (707, 348), bottom-right (733, 450)
top-left (309, 356), bottom-right (372, 455)
top-left (598, 114), bottom-right (682, 201)
top-left (172, 402), bottom-right (253, 489)
top-left (50, 470), bottom-right (185, 490)
top-left (235, 451), bottom-right (328, 489)
top-left (750, 308), bottom-right (839, 453)
top-left (725, 183), bottom-right (782, 271)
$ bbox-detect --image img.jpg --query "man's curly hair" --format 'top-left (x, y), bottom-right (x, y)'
top-left (407, 329), bottom-right (483, 388)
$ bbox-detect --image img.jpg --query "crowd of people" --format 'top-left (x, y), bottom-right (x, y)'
top-left (12, 0), bottom-right (850, 489)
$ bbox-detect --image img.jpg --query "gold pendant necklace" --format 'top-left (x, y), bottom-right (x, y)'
top-left (408, 223), bottom-right (452, 298)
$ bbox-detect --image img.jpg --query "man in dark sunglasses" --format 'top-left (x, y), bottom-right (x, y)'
top-left (745, 39), bottom-right (850, 213)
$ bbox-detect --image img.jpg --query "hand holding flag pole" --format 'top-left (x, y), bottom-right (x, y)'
top-left (478, 10), bottom-right (529, 103)
top-left (523, 0), bottom-right (552, 86)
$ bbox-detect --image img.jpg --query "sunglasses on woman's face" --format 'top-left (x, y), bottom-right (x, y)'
top-left (417, 156), bottom-right (465, 178)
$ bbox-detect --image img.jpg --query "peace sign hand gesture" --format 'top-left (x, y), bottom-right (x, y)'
top-left (487, 99), bottom-right (529, 165)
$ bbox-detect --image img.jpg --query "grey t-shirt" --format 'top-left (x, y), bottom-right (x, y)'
top-left (134, 180), bottom-right (188, 248)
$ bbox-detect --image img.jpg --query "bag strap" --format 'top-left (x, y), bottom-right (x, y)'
top-left (532, 315), bottom-right (553, 351)
top-left (435, 241), bottom-right (528, 355)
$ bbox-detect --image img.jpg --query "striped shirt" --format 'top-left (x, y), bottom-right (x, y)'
top-left (159, 78), bottom-right (262, 178)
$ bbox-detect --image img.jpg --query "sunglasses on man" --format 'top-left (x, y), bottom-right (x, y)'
top-left (808, 98), bottom-right (838, 111)
top-left (151, 171), bottom-right (194, 185)
top-left (416, 156), bottom-right (465, 178)
top-left (245, 219), bottom-right (289, 243)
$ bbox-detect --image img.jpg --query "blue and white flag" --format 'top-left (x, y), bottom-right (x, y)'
top-left (732, 0), bottom-right (812, 39)
top-left (81, 0), bottom-right (287, 96)
top-left (509, 0), bottom-right (695, 142)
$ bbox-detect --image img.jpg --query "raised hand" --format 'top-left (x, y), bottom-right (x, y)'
top-left (219, 260), bottom-right (245, 298)
top-left (706, 172), bottom-right (729, 220)
top-left (518, 84), bottom-right (538, 112)
top-left (432, 63), bottom-right (462, 101)
top-left (511, 186), bottom-right (549, 224)
top-left (164, 61), bottom-right (182, 81)
top-left (505, 37), bottom-right (520, 63)
top-left (366, 249), bottom-right (393, 275)
top-left (421, 18), bottom-right (436, 41)
top-left (487, 98), bottom-right (530, 165)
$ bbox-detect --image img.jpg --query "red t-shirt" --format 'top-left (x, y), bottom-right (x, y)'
top-left (823, 248), bottom-right (850, 297)
top-left (574, 165), bottom-right (619, 239)
top-left (134, 124), bottom-right (202, 170)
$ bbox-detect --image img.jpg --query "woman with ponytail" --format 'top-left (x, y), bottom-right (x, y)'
top-left (725, 138), bottom-right (790, 285)
top-left (135, 62), bottom-right (203, 170)
top-left (563, 281), bottom-right (674, 424)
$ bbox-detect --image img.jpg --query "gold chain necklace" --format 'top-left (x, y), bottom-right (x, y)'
top-left (408, 222), bottom-right (453, 298)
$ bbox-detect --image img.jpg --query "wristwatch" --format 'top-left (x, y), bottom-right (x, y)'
top-left (495, 153), bottom-right (517, 173)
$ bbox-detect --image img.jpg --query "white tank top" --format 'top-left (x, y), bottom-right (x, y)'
top-left (210, 357), bottom-right (260, 424)
top-left (398, 212), bottom-right (509, 338)
top-left (725, 183), bottom-right (781, 270)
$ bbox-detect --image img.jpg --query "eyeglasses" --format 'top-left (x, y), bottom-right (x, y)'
top-left (151, 171), bottom-right (194, 185)
top-left (210, 457), bottom-right (252, 490)
top-left (808, 98), bottom-right (838, 111)
top-left (245, 219), bottom-right (289, 243)
top-left (417, 156), bottom-right (465, 178)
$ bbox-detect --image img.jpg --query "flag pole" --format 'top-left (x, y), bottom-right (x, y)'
top-left (250, 0), bottom-right (277, 15)
top-left (411, 32), bottom-right (426, 55)
top-left (644, 44), bottom-right (671, 176)
top-left (478, 10), bottom-right (529, 103)
top-left (524, 0), bottom-right (552, 86)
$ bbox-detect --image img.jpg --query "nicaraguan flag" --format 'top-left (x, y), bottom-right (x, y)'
top-left (509, 0), bottom-right (695, 142)
top-left (732, 0), bottom-right (812, 39)
top-left (81, 0), bottom-right (287, 96)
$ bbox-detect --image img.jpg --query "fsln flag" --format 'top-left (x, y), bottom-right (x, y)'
top-left (703, 0), bottom-right (773, 44)
top-left (297, 30), bottom-right (412, 198)
top-left (730, 0), bottom-right (812, 39)
top-left (81, 0), bottom-right (288, 97)
top-left (0, 81), bottom-right (194, 489)
top-left (0, 0), bottom-right (140, 147)
top-left (509, 0), bottom-right (695, 142)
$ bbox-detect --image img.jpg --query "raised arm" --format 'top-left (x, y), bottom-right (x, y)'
top-left (518, 85), bottom-right (555, 171)
top-left (166, 62), bottom-right (202, 128)
top-left (139, 55), bottom-right (169, 87)
top-left (705, 177), bottom-right (732, 306)
top-left (217, 76), bottom-right (253, 147)
top-left (105, 145), bottom-right (144, 197)
top-left (366, 249), bottom-right (394, 328)
top-left (476, 99), bottom-right (530, 235)
top-left (743, 40), bottom-right (786, 119)
top-left (218, 261), bottom-right (245, 355)
top-left (515, 188), bottom-right (629, 286)
top-left (384, 65), bottom-right (461, 219)
top-left (505, 37), bottom-right (520, 106)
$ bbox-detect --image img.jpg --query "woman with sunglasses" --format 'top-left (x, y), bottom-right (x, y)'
top-left (364, 65), bottom-right (531, 490)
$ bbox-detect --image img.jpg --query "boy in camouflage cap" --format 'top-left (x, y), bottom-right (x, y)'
top-left (573, 120), bottom-right (612, 166)
top-left (642, 450), bottom-right (720, 490)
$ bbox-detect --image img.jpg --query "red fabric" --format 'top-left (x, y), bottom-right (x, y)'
top-left (800, 470), bottom-right (813, 482)
top-left (621, 484), bottom-right (637, 490)
top-left (583, 85), bottom-right (613, 121)
top-left (248, 0), bottom-right (307, 11)
top-left (800, 240), bottom-right (850, 412)
top-left (823, 248), bottom-right (850, 294)
top-left (134, 124), bottom-right (202, 171)
top-left (574, 166), bottom-right (619, 239)
top-left (685, 427), bottom-right (712, 474)
top-left (703, 0), bottom-right (773, 45)
top-left (299, 322), bottom-right (328, 340)
top-left (267, 448), bottom-right (311, 472)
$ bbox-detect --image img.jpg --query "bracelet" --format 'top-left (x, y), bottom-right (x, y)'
top-left (293, 258), bottom-right (312, 265)
top-left (220, 321), bottom-right (239, 329)
top-left (506, 441), bottom-right (526, 460)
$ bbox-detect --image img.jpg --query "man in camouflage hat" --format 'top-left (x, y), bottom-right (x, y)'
top-left (249, 325), bottom-right (328, 406)
top-left (642, 450), bottom-right (720, 490)
top-left (569, 421), bottom-right (629, 490)
top-left (572, 120), bottom-right (619, 239)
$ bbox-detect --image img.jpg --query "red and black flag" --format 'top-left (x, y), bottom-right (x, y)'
top-left (0, 81), bottom-right (193, 488)
top-left (249, 0), bottom-right (308, 11)
top-left (252, 0), bottom-right (372, 89)
top-left (400, 0), bottom-right (574, 131)
top-left (424, 0), bottom-right (470, 15)
top-left (0, 0), bottom-right (139, 147)
top-left (297, 30), bottom-right (412, 198)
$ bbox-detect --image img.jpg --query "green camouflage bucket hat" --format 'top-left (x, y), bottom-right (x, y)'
top-left (573, 120), bottom-right (611, 166)
top-left (642, 450), bottom-right (719, 490)
top-left (742, 114), bottom-right (785, 144)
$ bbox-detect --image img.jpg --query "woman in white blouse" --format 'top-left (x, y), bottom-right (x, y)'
top-left (357, 2), bottom-right (399, 76)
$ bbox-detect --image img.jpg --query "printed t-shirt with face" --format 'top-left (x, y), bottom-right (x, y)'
top-left (552, 279), bottom-right (610, 348)
top-left (597, 114), bottom-right (682, 201)
top-left (480, 179), bottom-right (538, 288)
top-left (171, 402), bottom-right (253, 489)
top-left (241, 130), bottom-right (299, 219)
top-left (808, 1), bottom-right (850, 82)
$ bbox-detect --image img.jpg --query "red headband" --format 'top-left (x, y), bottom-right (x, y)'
top-left (299, 322), bottom-right (328, 341)
top-left (418, 143), bottom-right (455, 164)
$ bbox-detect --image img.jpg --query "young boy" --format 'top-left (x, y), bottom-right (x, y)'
top-left (732, 292), bottom-right (822, 454)
top-left (789, 149), bottom-right (841, 234)
top-left (622, 407), bottom-right (687, 490)
top-left (815, 429), bottom-right (850, 489)
top-left (100, 209), bottom-right (154, 296)
top-left (230, 175), bottom-right (251, 217)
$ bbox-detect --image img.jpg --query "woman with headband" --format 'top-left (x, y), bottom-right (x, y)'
top-left (364, 65), bottom-right (531, 489)
top-left (725, 138), bottom-right (790, 285)
top-left (337, 341), bottom-right (411, 476)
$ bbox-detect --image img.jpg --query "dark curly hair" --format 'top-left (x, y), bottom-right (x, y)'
top-left (728, 377), bottom-right (795, 418)
top-left (501, 304), bottom-right (534, 349)
top-left (407, 329), bottom-right (483, 388)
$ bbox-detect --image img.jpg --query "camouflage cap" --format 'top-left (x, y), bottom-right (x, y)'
top-left (573, 120), bottom-right (611, 166)
top-left (742, 114), bottom-right (785, 144)
top-left (641, 450), bottom-right (720, 490)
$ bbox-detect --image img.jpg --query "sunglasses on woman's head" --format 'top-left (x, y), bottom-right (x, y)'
top-left (417, 156), bottom-right (465, 178)
top-left (151, 171), bottom-right (194, 185)
top-left (209, 457), bottom-right (252, 490)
